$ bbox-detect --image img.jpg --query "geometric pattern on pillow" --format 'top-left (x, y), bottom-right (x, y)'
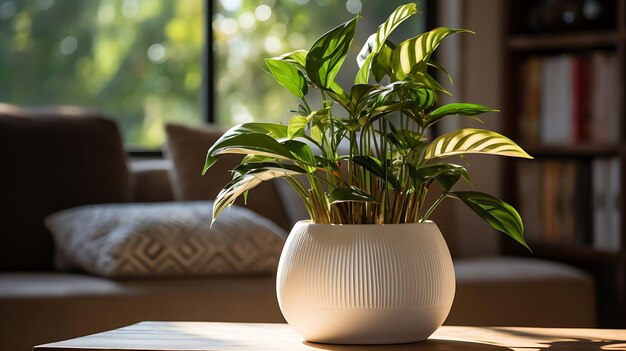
top-left (45, 202), bottom-right (287, 278)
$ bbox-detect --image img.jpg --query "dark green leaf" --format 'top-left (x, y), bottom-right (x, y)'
top-left (452, 191), bottom-right (530, 250)
top-left (282, 139), bottom-right (317, 172)
top-left (265, 58), bottom-right (307, 97)
top-left (387, 123), bottom-right (427, 151)
top-left (427, 60), bottom-right (453, 84)
top-left (435, 173), bottom-right (461, 192)
top-left (423, 71), bottom-right (450, 95)
top-left (428, 103), bottom-right (499, 126)
top-left (349, 84), bottom-right (382, 114)
top-left (306, 16), bottom-right (358, 89)
top-left (371, 41), bottom-right (395, 82)
top-left (329, 187), bottom-right (376, 204)
top-left (414, 87), bottom-right (437, 110)
top-left (416, 163), bottom-right (471, 184)
top-left (353, 155), bottom-right (400, 188)
top-left (327, 81), bottom-right (351, 109)
top-left (404, 163), bottom-right (421, 189)
top-left (364, 101), bottom-right (410, 125)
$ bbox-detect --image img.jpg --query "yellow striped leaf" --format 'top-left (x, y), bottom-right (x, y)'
top-left (354, 3), bottom-right (418, 84)
top-left (392, 27), bottom-right (473, 80)
top-left (424, 128), bottom-right (532, 160)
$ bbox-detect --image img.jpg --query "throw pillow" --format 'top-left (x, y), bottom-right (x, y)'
top-left (45, 202), bottom-right (287, 278)
top-left (164, 123), bottom-right (291, 230)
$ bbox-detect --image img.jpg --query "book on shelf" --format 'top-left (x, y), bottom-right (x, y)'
top-left (516, 157), bottom-right (620, 251)
top-left (519, 52), bottom-right (620, 145)
top-left (592, 157), bottom-right (622, 252)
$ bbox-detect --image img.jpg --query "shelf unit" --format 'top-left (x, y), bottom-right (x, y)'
top-left (501, 1), bottom-right (626, 327)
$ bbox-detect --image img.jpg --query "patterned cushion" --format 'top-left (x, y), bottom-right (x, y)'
top-left (45, 202), bottom-right (287, 278)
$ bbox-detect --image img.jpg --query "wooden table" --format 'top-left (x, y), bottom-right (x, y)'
top-left (35, 321), bottom-right (626, 351)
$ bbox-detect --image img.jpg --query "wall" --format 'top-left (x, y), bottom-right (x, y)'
top-left (435, 0), bottom-right (504, 257)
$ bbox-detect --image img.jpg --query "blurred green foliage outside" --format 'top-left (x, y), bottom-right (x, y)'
top-left (0, 0), bottom-right (203, 148)
top-left (0, 0), bottom-right (425, 147)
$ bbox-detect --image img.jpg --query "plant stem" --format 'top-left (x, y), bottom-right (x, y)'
top-left (301, 97), bottom-right (312, 115)
top-left (285, 177), bottom-right (313, 219)
top-left (421, 192), bottom-right (449, 222)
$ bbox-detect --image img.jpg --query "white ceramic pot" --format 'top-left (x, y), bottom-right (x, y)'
top-left (276, 220), bottom-right (455, 344)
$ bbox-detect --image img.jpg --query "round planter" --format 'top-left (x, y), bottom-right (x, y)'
top-left (276, 220), bottom-right (455, 344)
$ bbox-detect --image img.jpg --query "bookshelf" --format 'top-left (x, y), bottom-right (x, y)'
top-left (501, 1), bottom-right (626, 327)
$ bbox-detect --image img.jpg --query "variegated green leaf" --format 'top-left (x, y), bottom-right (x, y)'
top-left (203, 123), bottom-right (289, 174)
top-left (392, 27), bottom-right (473, 80)
top-left (204, 133), bottom-right (297, 174)
top-left (213, 123), bottom-right (288, 139)
top-left (424, 128), bottom-right (532, 160)
top-left (213, 167), bottom-right (304, 221)
top-left (355, 3), bottom-right (418, 84)
top-left (232, 162), bottom-right (306, 175)
top-left (204, 128), bottom-right (317, 175)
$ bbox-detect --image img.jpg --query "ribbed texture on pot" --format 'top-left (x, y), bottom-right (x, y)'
top-left (276, 221), bottom-right (455, 343)
top-left (277, 221), bottom-right (455, 310)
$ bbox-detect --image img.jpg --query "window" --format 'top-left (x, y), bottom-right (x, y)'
top-left (213, 0), bottom-right (429, 126)
top-left (0, 1), bottom-right (431, 147)
top-left (0, 0), bottom-right (205, 148)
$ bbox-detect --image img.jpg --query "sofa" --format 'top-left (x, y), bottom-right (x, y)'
top-left (0, 104), bottom-right (595, 351)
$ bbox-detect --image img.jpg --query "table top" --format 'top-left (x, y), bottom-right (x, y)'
top-left (35, 321), bottom-right (626, 351)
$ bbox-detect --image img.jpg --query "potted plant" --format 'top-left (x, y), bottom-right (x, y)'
top-left (203, 3), bottom-right (532, 345)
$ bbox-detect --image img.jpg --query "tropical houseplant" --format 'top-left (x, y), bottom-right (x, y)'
top-left (203, 3), bottom-right (532, 344)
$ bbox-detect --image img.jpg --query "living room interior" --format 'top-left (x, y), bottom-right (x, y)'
top-left (1, 0), bottom-right (624, 350)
